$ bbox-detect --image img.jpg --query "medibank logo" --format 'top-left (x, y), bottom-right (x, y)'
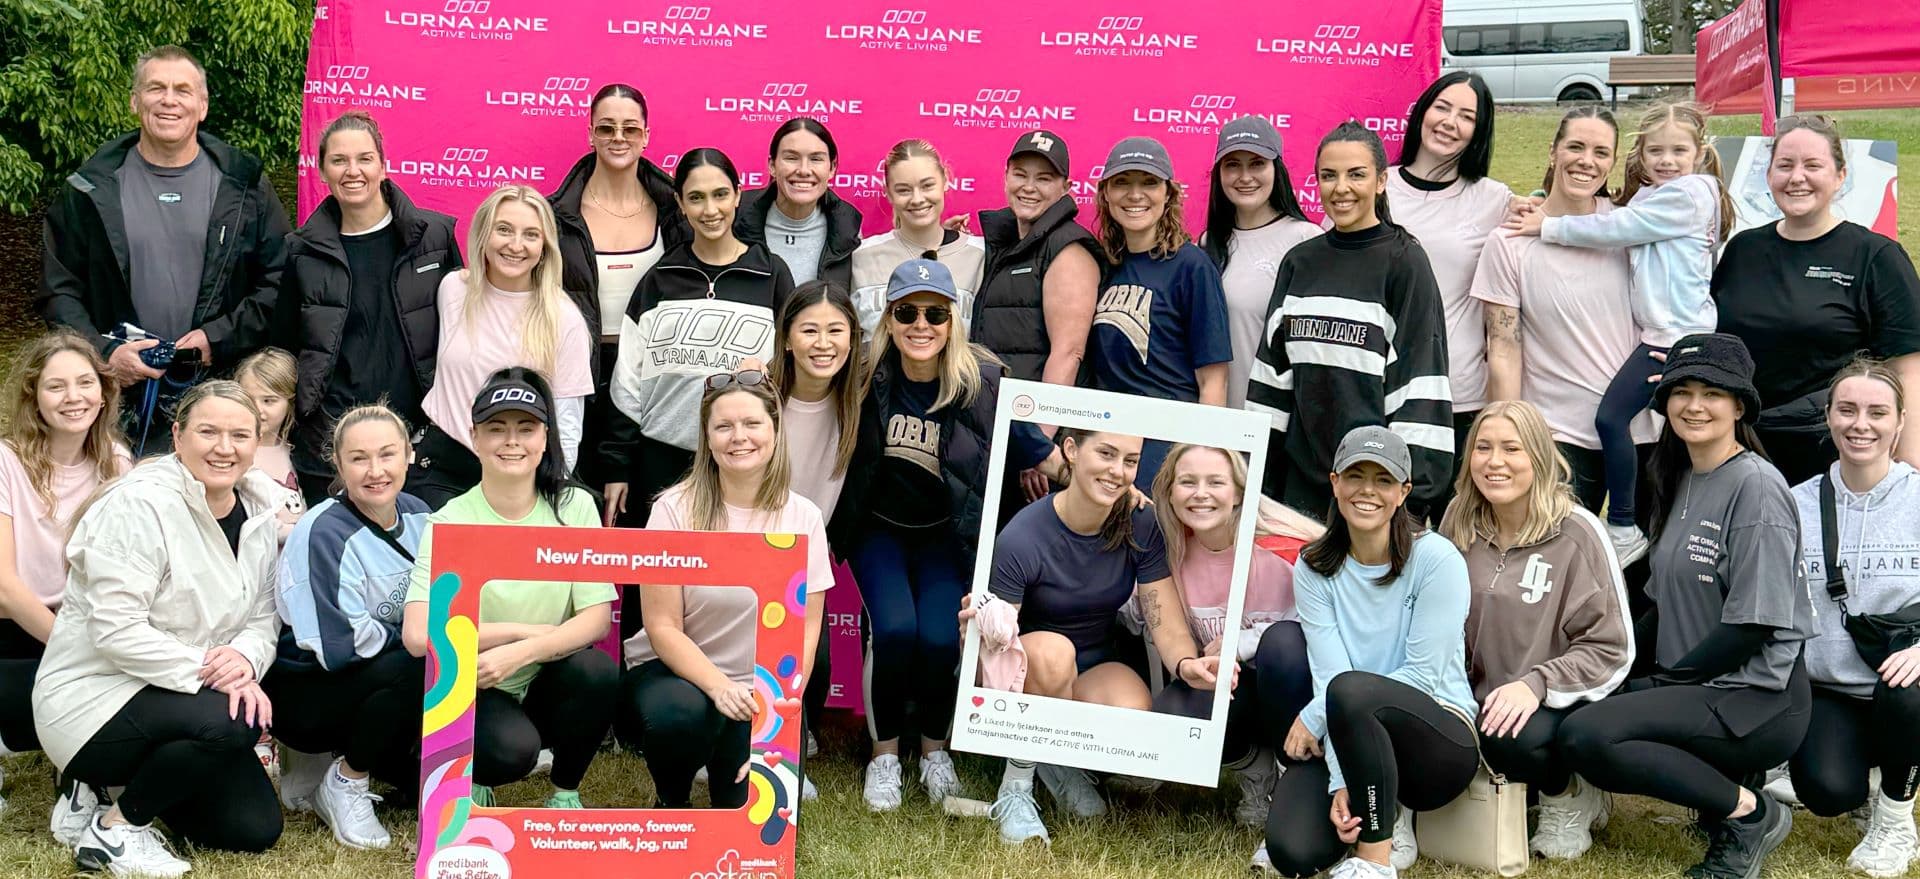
top-left (606, 3), bottom-right (768, 46)
top-left (394, 145), bottom-right (547, 189)
top-left (823, 8), bottom-right (982, 51)
top-left (483, 75), bottom-right (592, 118)
top-left (917, 88), bottom-right (1077, 130)
top-left (705, 83), bottom-right (863, 123)
top-left (1254, 22), bottom-right (1415, 66)
top-left (383, 0), bottom-right (548, 40)
top-left (305, 63), bottom-right (429, 107)
top-left (1039, 14), bottom-right (1198, 57)
top-left (1131, 94), bottom-right (1292, 135)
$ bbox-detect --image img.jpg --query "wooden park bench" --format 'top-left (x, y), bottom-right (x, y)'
top-left (1608, 53), bottom-right (1698, 107)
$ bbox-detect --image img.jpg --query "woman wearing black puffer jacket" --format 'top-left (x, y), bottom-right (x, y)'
top-left (282, 111), bottom-right (460, 503)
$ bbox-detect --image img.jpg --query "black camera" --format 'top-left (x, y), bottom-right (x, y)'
top-left (135, 341), bottom-right (201, 370)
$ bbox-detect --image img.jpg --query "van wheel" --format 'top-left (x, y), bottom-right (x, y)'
top-left (1558, 85), bottom-right (1602, 104)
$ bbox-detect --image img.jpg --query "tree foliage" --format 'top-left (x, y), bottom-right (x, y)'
top-left (0, 0), bottom-right (313, 214)
top-left (1645, 0), bottom-right (1744, 55)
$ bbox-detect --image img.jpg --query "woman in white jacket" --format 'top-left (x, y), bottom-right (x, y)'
top-left (33, 380), bottom-right (289, 878)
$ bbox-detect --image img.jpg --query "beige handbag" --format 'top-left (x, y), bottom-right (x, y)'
top-left (1415, 754), bottom-right (1529, 876)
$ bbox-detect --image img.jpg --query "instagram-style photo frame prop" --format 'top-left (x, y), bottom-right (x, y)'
top-left (417, 525), bottom-right (808, 879)
top-left (951, 381), bottom-right (1270, 786)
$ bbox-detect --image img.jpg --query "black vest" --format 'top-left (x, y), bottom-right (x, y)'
top-left (972, 198), bottom-right (1099, 381)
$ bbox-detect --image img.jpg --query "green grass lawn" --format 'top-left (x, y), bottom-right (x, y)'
top-left (0, 715), bottom-right (1883, 878)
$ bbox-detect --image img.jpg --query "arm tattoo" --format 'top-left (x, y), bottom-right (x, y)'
top-left (1486, 305), bottom-right (1519, 343)
top-left (1139, 587), bottom-right (1164, 631)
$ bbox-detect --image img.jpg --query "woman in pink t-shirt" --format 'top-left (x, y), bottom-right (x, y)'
top-left (0, 330), bottom-right (130, 759)
top-left (411, 185), bottom-right (595, 509)
top-left (616, 371), bottom-right (833, 811)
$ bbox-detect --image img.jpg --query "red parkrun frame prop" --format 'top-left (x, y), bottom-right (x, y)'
top-left (416, 525), bottom-right (809, 879)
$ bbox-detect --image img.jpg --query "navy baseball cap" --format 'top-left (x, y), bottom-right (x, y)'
top-left (886, 258), bottom-right (958, 303)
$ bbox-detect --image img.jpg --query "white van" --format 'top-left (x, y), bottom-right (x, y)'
top-left (1443, 0), bottom-right (1645, 103)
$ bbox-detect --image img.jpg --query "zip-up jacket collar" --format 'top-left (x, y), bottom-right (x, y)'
top-left (288, 180), bottom-right (434, 265)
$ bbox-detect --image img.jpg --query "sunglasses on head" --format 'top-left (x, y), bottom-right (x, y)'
top-left (890, 303), bottom-right (952, 326)
top-left (705, 369), bottom-right (768, 391)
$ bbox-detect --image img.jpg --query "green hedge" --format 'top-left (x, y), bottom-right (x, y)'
top-left (0, 0), bottom-right (314, 215)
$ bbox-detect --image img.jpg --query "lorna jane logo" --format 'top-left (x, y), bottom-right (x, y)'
top-left (606, 2), bottom-right (767, 44)
top-left (487, 387), bottom-right (538, 406)
top-left (837, 157), bottom-right (976, 199)
top-left (1254, 22), bottom-right (1415, 66)
top-left (823, 8), bottom-right (982, 51)
top-left (483, 75), bottom-right (592, 118)
top-left (917, 87), bottom-right (1077, 130)
top-left (394, 145), bottom-right (546, 189)
top-left (1039, 14), bottom-right (1198, 56)
top-left (306, 63), bottom-right (429, 106)
top-left (1131, 94), bottom-right (1292, 135)
top-left (705, 83), bottom-right (862, 122)
top-left (383, 0), bottom-right (548, 39)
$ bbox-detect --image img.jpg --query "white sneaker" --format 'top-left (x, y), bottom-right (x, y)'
top-left (1328, 856), bottom-right (1397, 879)
top-left (276, 746), bottom-right (331, 812)
top-left (1850, 791), bottom-right (1919, 878)
top-left (1762, 764), bottom-right (1802, 808)
top-left (74, 816), bottom-right (191, 878)
top-left (919, 751), bottom-right (964, 805)
top-left (989, 778), bottom-right (1049, 846)
top-left (801, 775), bottom-right (819, 802)
top-left (532, 748), bottom-right (555, 776)
top-left (1036, 763), bottom-right (1107, 818)
top-left (311, 759), bottom-right (390, 851)
top-left (51, 776), bottom-right (102, 848)
top-left (1607, 524), bottom-right (1649, 567)
top-left (1531, 775), bottom-right (1604, 860)
top-left (1234, 749), bottom-right (1279, 828)
top-left (693, 766), bottom-right (708, 786)
top-left (863, 754), bottom-right (903, 812)
top-left (1857, 769), bottom-right (1886, 833)
top-left (254, 740), bottom-right (278, 780)
top-left (806, 731), bottom-right (819, 759)
top-left (1389, 809), bottom-right (1417, 870)
top-left (1251, 840), bottom-right (1279, 875)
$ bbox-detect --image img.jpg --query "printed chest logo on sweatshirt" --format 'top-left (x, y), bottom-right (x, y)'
top-left (1288, 316), bottom-right (1369, 346)
top-left (157, 191), bottom-right (184, 205)
top-left (1517, 554), bottom-right (1554, 604)
top-left (1094, 284), bottom-right (1153, 364)
top-left (885, 414), bottom-right (941, 475)
top-left (1805, 265), bottom-right (1856, 287)
top-left (1685, 519), bottom-right (1725, 578)
top-left (642, 300), bottom-right (774, 375)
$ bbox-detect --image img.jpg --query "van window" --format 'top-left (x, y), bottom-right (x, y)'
top-left (1444, 20), bottom-right (1628, 56)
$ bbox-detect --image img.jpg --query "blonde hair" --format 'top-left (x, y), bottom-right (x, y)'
top-left (672, 380), bottom-right (793, 532)
top-left (1, 330), bottom-right (127, 519)
top-left (1095, 172), bottom-right (1191, 263)
top-left (465, 185), bottom-right (569, 376)
top-left (1618, 102), bottom-right (1735, 243)
top-left (1149, 443), bottom-right (1304, 630)
top-left (173, 380), bottom-right (263, 434)
top-left (884, 139), bottom-right (950, 233)
top-left (234, 347), bottom-right (296, 444)
top-left (324, 402), bottom-right (414, 497)
top-left (866, 301), bottom-right (997, 411)
top-left (1442, 401), bottom-right (1577, 551)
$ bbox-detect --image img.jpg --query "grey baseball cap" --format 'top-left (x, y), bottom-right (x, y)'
top-left (1331, 425), bottom-right (1411, 483)
top-left (1215, 116), bottom-right (1283, 162)
top-left (1101, 136), bottom-right (1173, 180)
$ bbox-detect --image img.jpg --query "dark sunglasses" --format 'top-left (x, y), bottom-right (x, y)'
top-left (705, 369), bottom-right (768, 391)
top-left (890, 303), bottom-right (952, 326)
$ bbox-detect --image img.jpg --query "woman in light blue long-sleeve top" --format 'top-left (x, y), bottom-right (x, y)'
top-left (1261, 425), bottom-right (1478, 879)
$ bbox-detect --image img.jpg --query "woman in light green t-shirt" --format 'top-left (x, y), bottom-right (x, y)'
top-left (403, 367), bottom-right (617, 808)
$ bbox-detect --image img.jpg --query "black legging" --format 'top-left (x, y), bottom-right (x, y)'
top-left (1479, 704), bottom-right (1584, 796)
top-left (1264, 671), bottom-right (1480, 878)
top-left (1152, 621), bottom-right (1312, 765)
top-left (616, 659), bottom-right (751, 809)
top-left (1788, 682), bottom-right (1920, 816)
top-left (853, 527), bottom-right (965, 743)
top-left (615, 433), bottom-right (698, 643)
top-left (1561, 665), bottom-right (1813, 818)
top-left (472, 648), bottom-right (619, 790)
top-left (260, 650), bottom-right (424, 795)
top-left (0, 619), bottom-right (44, 752)
top-left (64, 687), bottom-right (282, 852)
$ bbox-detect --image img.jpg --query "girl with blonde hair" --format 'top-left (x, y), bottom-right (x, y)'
top-left (849, 138), bottom-right (986, 336)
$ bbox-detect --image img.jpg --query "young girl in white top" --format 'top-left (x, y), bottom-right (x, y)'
top-left (1509, 102), bottom-right (1734, 566)
top-left (850, 139), bottom-right (986, 337)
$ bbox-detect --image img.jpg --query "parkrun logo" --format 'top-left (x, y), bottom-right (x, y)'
top-left (484, 75), bottom-right (591, 118)
top-left (917, 88), bottom-right (1078, 130)
top-left (396, 146), bottom-right (547, 189)
top-left (606, 4), bottom-right (768, 46)
top-left (823, 8), bottom-right (982, 51)
top-left (687, 850), bottom-right (780, 879)
top-left (705, 83), bottom-right (863, 123)
top-left (305, 64), bottom-right (428, 108)
top-left (1132, 94), bottom-right (1293, 135)
top-left (1039, 15), bottom-right (1199, 57)
top-left (1254, 23), bottom-right (1416, 66)
top-left (383, 0), bottom-right (548, 40)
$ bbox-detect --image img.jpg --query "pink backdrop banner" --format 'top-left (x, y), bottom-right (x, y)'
top-left (299, 0), bottom-right (1442, 235)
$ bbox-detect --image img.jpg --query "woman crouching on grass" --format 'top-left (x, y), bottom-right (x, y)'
top-left (616, 370), bottom-right (833, 809)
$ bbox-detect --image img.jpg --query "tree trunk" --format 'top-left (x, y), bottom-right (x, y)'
top-left (1671, 0), bottom-right (1694, 52)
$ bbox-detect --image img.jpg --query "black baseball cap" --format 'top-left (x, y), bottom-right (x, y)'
top-left (1009, 129), bottom-right (1069, 177)
top-left (472, 374), bottom-right (550, 425)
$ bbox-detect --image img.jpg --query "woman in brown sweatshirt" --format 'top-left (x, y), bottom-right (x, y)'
top-left (1442, 400), bottom-right (1634, 861)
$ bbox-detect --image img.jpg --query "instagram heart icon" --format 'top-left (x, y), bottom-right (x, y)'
top-left (971, 695), bottom-right (985, 707)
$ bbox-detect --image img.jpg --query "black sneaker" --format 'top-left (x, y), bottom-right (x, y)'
top-left (1689, 796), bottom-right (1792, 879)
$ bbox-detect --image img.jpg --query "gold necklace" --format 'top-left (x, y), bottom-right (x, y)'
top-left (586, 188), bottom-right (646, 219)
